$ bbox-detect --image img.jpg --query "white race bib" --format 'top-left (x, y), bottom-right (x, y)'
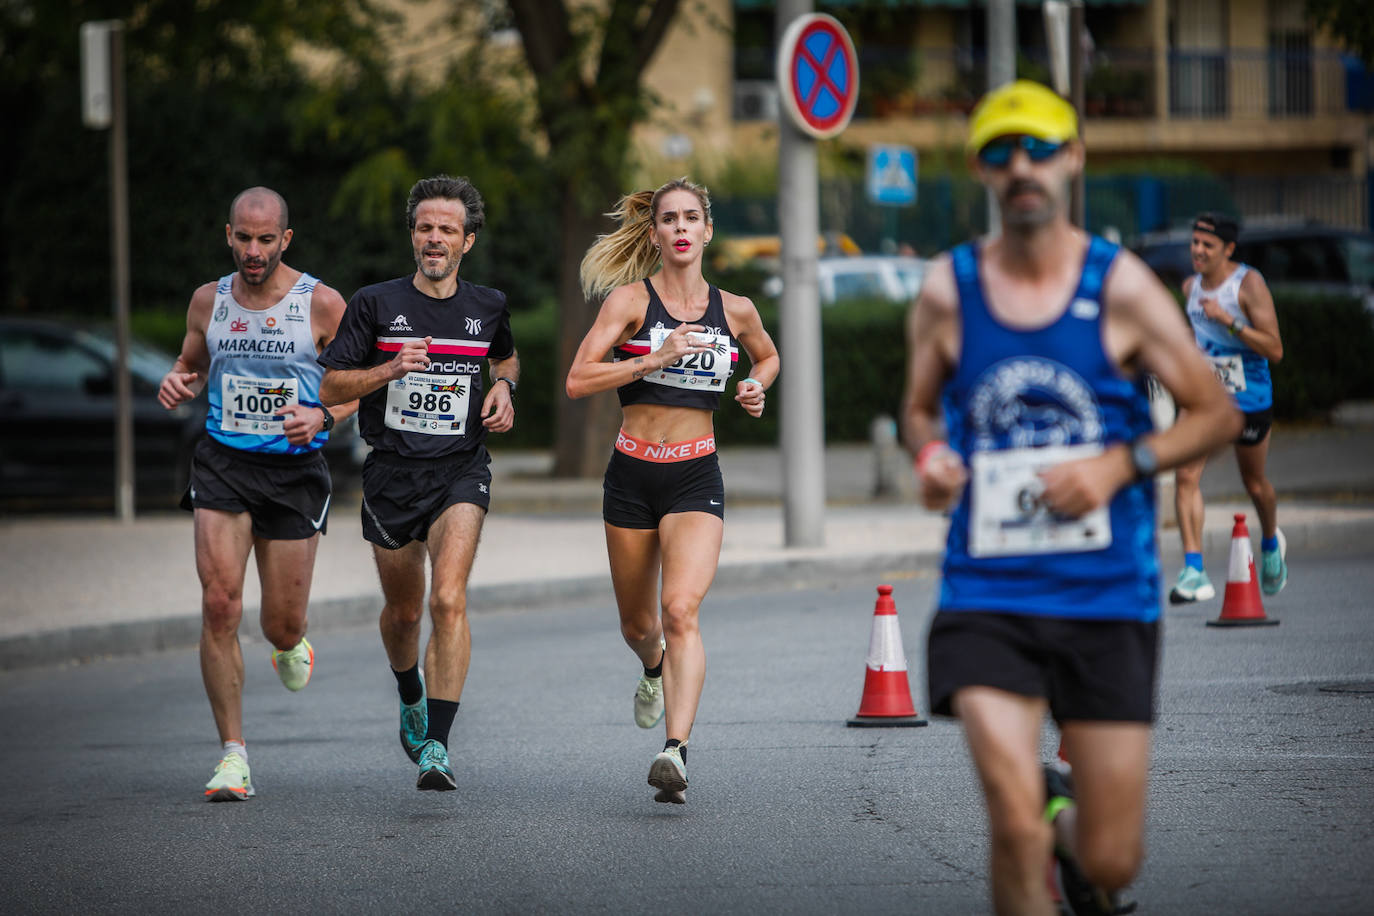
top-left (1209, 354), bottom-right (1247, 393)
top-left (644, 328), bottom-right (731, 392)
top-left (220, 373), bottom-right (298, 435)
top-left (969, 444), bottom-right (1112, 558)
top-left (384, 372), bottom-right (470, 436)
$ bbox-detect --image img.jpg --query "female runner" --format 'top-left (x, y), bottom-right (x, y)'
top-left (566, 177), bottom-right (780, 803)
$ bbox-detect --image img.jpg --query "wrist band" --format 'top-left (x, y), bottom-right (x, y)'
top-left (742, 377), bottom-right (762, 389)
top-left (916, 440), bottom-right (948, 473)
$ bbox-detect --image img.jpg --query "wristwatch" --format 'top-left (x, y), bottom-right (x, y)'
top-left (320, 407), bottom-right (335, 432)
top-left (1130, 439), bottom-right (1158, 479)
top-left (496, 376), bottom-right (517, 395)
top-left (1228, 318), bottom-right (1244, 336)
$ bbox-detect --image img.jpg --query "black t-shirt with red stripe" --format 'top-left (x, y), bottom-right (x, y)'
top-left (319, 276), bottom-right (515, 459)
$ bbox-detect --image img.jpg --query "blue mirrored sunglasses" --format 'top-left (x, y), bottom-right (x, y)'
top-left (977, 135), bottom-right (1065, 167)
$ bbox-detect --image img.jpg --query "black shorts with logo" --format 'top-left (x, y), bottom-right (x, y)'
top-left (361, 446), bottom-right (492, 549)
top-left (602, 449), bottom-right (725, 529)
top-left (926, 609), bottom-right (1161, 724)
top-left (1237, 408), bottom-right (1273, 446)
top-left (181, 436), bottom-right (332, 540)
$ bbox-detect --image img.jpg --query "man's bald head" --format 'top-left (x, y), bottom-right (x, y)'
top-left (229, 187), bottom-right (289, 231)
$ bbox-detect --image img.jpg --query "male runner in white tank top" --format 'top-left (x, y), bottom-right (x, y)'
top-left (159, 187), bottom-right (357, 802)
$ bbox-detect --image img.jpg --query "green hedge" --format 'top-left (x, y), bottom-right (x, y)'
top-left (134, 292), bottom-right (1374, 446)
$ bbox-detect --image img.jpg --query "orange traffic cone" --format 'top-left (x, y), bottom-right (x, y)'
top-left (847, 585), bottom-right (928, 727)
top-left (1206, 513), bottom-right (1280, 627)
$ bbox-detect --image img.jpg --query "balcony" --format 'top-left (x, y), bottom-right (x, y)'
top-left (734, 46), bottom-right (1372, 124)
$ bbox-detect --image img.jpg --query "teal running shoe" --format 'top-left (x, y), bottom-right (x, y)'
top-left (204, 753), bottom-right (254, 802)
top-left (1261, 529), bottom-right (1288, 596)
top-left (400, 676), bottom-right (428, 764)
top-left (648, 744), bottom-right (687, 804)
top-left (416, 739), bottom-right (456, 792)
top-left (271, 637), bottom-right (314, 691)
top-left (1168, 566), bottom-right (1215, 604)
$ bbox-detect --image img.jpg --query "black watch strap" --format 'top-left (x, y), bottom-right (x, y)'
top-left (320, 407), bottom-right (335, 432)
top-left (496, 376), bottom-right (517, 395)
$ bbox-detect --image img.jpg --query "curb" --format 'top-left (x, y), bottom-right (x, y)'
top-left (4, 512), bottom-right (1372, 673)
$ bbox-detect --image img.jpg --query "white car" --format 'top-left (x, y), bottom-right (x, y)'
top-left (763, 255), bottom-right (926, 305)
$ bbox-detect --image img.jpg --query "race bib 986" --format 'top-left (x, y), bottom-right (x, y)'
top-left (384, 372), bottom-right (470, 436)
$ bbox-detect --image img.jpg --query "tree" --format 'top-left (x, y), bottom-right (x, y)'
top-left (505, 0), bottom-right (683, 477)
top-left (1306, 0), bottom-right (1374, 65)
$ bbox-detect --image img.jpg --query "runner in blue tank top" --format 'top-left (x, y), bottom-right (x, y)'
top-left (158, 187), bottom-right (357, 802)
top-left (1171, 213), bottom-right (1289, 605)
top-left (566, 177), bottom-right (779, 805)
top-left (901, 81), bottom-right (1240, 915)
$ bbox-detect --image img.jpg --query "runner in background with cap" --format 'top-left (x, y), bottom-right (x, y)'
top-left (566, 177), bottom-right (779, 804)
top-left (1170, 213), bottom-right (1287, 604)
top-left (902, 81), bottom-right (1240, 914)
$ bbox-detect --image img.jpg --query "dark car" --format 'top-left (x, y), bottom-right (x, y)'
top-left (1132, 222), bottom-right (1374, 314)
top-left (0, 317), bottom-right (362, 511)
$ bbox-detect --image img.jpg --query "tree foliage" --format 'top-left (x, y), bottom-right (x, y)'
top-left (504, 0), bottom-right (683, 476)
top-left (1306, 0), bottom-right (1374, 65)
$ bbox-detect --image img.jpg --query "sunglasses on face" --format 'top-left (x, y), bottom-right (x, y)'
top-left (977, 136), bottom-right (1065, 168)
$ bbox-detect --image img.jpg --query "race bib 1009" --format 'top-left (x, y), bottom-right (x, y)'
top-left (220, 373), bottom-right (298, 435)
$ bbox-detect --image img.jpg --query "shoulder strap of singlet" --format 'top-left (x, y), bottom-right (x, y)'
top-left (1072, 237), bottom-right (1121, 303)
top-left (950, 241), bottom-right (987, 323)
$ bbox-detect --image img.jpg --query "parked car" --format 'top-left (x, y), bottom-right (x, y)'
top-left (1132, 222), bottom-right (1374, 314)
top-left (0, 317), bottom-right (362, 511)
top-left (763, 255), bottom-right (927, 306)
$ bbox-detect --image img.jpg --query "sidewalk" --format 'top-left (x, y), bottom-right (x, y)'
top-left (3, 420), bottom-right (1373, 670)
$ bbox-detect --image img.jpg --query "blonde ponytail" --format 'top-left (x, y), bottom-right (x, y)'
top-left (579, 177), bottom-right (714, 301)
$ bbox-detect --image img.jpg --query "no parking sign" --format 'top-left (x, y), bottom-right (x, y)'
top-left (776, 14), bottom-right (859, 140)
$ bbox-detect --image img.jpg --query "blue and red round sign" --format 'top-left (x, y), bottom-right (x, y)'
top-left (776, 14), bottom-right (859, 140)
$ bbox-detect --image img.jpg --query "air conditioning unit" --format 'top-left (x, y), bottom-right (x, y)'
top-left (734, 80), bottom-right (779, 122)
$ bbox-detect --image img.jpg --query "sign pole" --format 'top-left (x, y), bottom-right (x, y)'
top-left (777, 0), bottom-right (824, 547)
top-left (109, 23), bottom-right (134, 522)
top-left (83, 20), bottom-right (134, 521)
top-left (775, 8), bottom-right (858, 547)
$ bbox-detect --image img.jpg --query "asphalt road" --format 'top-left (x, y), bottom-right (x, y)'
top-left (1, 546), bottom-right (1371, 914)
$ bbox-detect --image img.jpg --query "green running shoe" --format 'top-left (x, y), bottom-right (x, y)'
top-left (204, 753), bottom-right (254, 802)
top-left (271, 637), bottom-right (314, 692)
top-left (1261, 529), bottom-right (1288, 596)
top-left (416, 739), bottom-right (456, 792)
top-left (634, 674), bottom-right (664, 729)
top-left (400, 677), bottom-right (428, 764)
top-left (634, 638), bottom-right (666, 729)
top-left (1168, 566), bottom-right (1215, 604)
top-left (648, 744), bottom-right (688, 802)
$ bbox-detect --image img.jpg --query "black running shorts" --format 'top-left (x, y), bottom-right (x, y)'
top-left (360, 446), bottom-right (492, 549)
top-left (1237, 408), bottom-right (1273, 447)
top-left (926, 610), bottom-right (1160, 723)
top-left (602, 449), bottom-right (725, 529)
top-left (181, 437), bottom-right (332, 540)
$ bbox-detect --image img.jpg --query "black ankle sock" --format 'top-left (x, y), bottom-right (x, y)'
top-left (425, 699), bottom-right (459, 748)
top-left (664, 738), bottom-right (686, 764)
top-left (644, 650), bottom-right (665, 679)
top-left (392, 664), bottom-right (424, 706)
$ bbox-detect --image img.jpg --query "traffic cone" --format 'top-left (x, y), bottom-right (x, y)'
top-left (1207, 513), bottom-right (1280, 627)
top-left (846, 585), bottom-right (928, 727)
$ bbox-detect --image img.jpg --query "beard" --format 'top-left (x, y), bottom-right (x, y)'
top-left (235, 250), bottom-right (281, 286)
top-left (415, 245), bottom-right (461, 282)
top-left (999, 180), bottom-right (1057, 230)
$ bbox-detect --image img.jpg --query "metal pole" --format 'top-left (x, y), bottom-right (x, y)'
top-left (109, 23), bottom-right (134, 521)
top-left (777, 0), bottom-right (825, 547)
top-left (985, 0), bottom-right (1016, 234)
top-left (1070, 0), bottom-right (1086, 228)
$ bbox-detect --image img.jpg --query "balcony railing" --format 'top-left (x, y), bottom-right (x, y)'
top-left (734, 46), bottom-right (1370, 122)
